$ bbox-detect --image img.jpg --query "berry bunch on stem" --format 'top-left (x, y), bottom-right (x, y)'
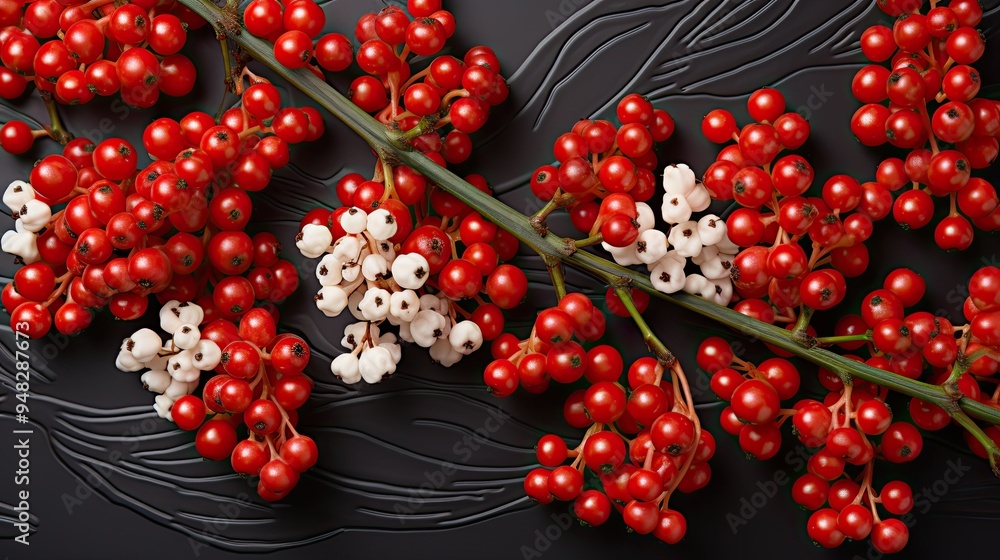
top-left (117, 299), bottom-right (317, 501)
top-left (281, 4), bottom-right (525, 379)
top-left (701, 334), bottom-right (917, 553)
top-left (245, 0), bottom-right (505, 153)
top-left (513, 289), bottom-right (708, 544)
top-left (700, 88), bottom-right (887, 341)
top-left (528, 93), bottom-right (674, 248)
top-left (853, 0), bottom-right (999, 246)
top-left (700, 264), bottom-right (1000, 554)
top-left (296, 199), bottom-right (526, 381)
top-left (0, 0), bottom-right (205, 153)
top-left (2, 77), bottom-right (319, 338)
top-left (820, 265), bottom-right (1000, 467)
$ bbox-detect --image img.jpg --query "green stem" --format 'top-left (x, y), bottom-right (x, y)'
top-left (211, 19), bottom-right (235, 120)
top-left (944, 348), bottom-right (990, 399)
top-left (815, 333), bottom-right (872, 345)
top-left (951, 411), bottom-right (1000, 477)
top-left (381, 158), bottom-right (396, 195)
top-left (546, 258), bottom-right (567, 301)
top-left (529, 191), bottom-right (575, 237)
top-left (178, 0), bottom-right (1000, 431)
top-left (613, 286), bottom-right (674, 365)
top-left (397, 115), bottom-right (440, 146)
top-left (791, 305), bottom-right (815, 343)
top-left (574, 233), bottom-right (604, 249)
top-left (39, 91), bottom-right (71, 145)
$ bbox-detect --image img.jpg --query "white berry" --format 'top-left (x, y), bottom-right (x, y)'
top-left (359, 346), bottom-right (396, 383)
top-left (449, 320), bottom-right (483, 356)
top-left (686, 183), bottom-right (712, 212)
top-left (141, 369), bottom-right (172, 393)
top-left (635, 229), bottom-right (669, 265)
top-left (116, 348), bottom-right (144, 372)
top-left (662, 164), bottom-right (696, 196)
top-left (3, 180), bottom-right (35, 211)
top-left (16, 199), bottom-right (52, 232)
top-left (1, 230), bottom-right (39, 264)
top-left (429, 338), bottom-right (463, 367)
top-left (366, 209), bottom-right (398, 240)
top-left (331, 353), bottom-right (361, 384)
top-left (128, 328), bottom-right (163, 362)
top-left (172, 324), bottom-right (200, 350)
top-left (359, 288), bottom-right (391, 321)
top-left (315, 286), bottom-right (349, 317)
top-left (316, 253), bottom-right (344, 286)
top-left (361, 253), bottom-right (388, 281)
top-left (391, 252), bottom-right (430, 290)
top-left (297, 223), bottom-right (334, 258)
top-left (697, 214), bottom-right (727, 246)
top-left (410, 309), bottom-right (448, 348)
top-left (340, 207), bottom-right (368, 235)
top-left (192, 340), bottom-right (222, 370)
top-left (153, 395), bottom-right (175, 420)
top-left (332, 235), bottom-right (362, 263)
top-left (389, 289), bottom-right (420, 323)
top-left (667, 221), bottom-right (703, 258)
top-left (660, 192), bottom-right (692, 224)
top-left (650, 257), bottom-right (686, 294)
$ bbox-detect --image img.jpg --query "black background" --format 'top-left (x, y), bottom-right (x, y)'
top-left (2, 0), bottom-right (1000, 559)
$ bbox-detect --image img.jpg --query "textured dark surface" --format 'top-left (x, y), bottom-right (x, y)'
top-left (2, 0), bottom-right (1000, 558)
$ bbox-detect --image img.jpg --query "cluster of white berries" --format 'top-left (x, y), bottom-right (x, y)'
top-left (115, 300), bottom-right (221, 421)
top-left (603, 164), bottom-right (736, 306)
top-left (296, 206), bottom-right (483, 384)
top-left (2, 180), bottom-right (51, 264)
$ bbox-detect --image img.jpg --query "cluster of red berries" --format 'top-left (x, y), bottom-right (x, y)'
top-left (3, 82), bottom-right (320, 338)
top-left (169, 308), bottom-right (316, 502)
top-left (828, 266), bottom-right (1000, 442)
top-left (485, 293), bottom-right (609, 396)
top-left (285, 0), bottom-right (528, 374)
top-left (791, 383), bottom-right (919, 554)
top-left (488, 292), bottom-right (709, 542)
top-left (702, 264), bottom-right (1000, 553)
top-left (248, 0), bottom-right (504, 154)
top-left (852, 0), bottom-right (999, 248)
top-left (0, 0), bottom-right (204, 154)
top-left (529, 93), bottom-right (673, 246)
top-left (699, 334), bottom-right (920, 553)
top-left (701, 88), bottom-right (878, 322)
top-left (831, 267), bottom-right (962, 378)
top-left (698, 336), bottom-right (801, 459)
top-left (301, 173), bottom-right (526, 341)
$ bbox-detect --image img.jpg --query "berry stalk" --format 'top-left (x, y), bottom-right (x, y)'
top-left (613, 285), bottom-right (673, 366)
top-left (174, 0), bottom-right (1000, 433)
top-left (39, 91), bottom-right (72, 145)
